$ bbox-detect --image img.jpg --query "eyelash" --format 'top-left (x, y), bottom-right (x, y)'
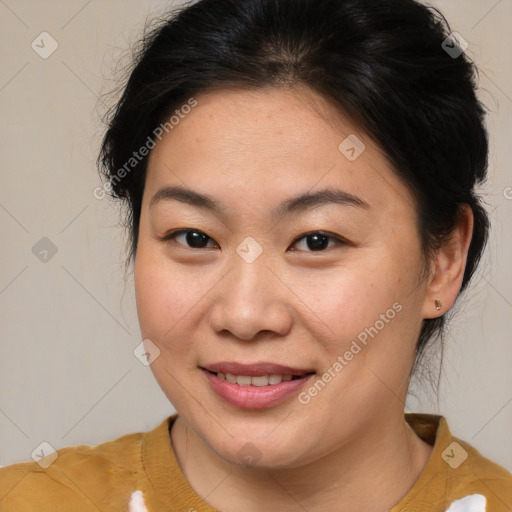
top-left (158, 229), bottom-right (349, 253)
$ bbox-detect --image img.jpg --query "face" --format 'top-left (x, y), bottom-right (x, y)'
top-left (134, 85), bottom-right (430, 468)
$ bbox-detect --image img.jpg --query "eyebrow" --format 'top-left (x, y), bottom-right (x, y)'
top-left (149, 185), bottom-right (369, 219)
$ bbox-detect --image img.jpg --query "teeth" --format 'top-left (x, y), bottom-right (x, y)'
top-left (251, 375), bottom-right (269, 387)
top-left (236, 375), bottom-right (252, 386)
top-left (225, 372), bottom-right (237, 384)
top-left (216, 372), bottom-right (299, 386)
top-left (269, 374), bottom-right (283, 384)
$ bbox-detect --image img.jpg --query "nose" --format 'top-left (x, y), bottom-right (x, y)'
top-left (208, 253), bottom-right (293, 342)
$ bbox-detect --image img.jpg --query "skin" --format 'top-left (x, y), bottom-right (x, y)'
top-left (134, 85), bottom-right (473, 512)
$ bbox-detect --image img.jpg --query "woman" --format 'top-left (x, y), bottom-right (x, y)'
top-left (1, 0), bottom-right (511, 511)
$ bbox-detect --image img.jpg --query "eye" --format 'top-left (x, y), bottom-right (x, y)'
top-left (159, 229), bottom-right (218, 249)
top-left (159, 229), bottom-right (348, 252)
top-left (289, 231), bottom-right (347, 252)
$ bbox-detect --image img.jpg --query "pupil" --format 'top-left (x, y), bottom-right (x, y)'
top-left (187, 231), bottom-right (208, 248)
top-left (307, 233), bottom-right (328, 251)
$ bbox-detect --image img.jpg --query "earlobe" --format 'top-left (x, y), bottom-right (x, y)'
top-left (422, 205), bottom-right (474, 319)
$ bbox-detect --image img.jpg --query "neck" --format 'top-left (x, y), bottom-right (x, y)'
top-left (170, 411), bottom-right (433, 512)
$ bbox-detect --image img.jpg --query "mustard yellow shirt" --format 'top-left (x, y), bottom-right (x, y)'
top-left (1, 413), bottom-right (511, 511)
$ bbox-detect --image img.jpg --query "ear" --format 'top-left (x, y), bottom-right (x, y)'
top-left (422, 205), bottom-right (474, 319)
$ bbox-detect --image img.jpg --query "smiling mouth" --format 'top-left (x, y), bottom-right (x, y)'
top-left (200, 363), bottom-right (317, 409)
top-left (203, 370), bottom-right (314, 387)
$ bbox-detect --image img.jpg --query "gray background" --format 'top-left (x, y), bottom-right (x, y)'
top-left (1, 0), bottom-right (511, 471)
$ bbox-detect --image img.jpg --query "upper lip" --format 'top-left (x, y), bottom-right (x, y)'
top-left (201, 362), bottom-right (315, 376)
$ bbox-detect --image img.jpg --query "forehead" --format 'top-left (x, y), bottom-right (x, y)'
top-left (150, 85), bottom-right (359, 160)
top-left (144, 86), bottom-right (415, 217)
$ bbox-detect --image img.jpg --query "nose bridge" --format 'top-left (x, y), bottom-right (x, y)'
top-left (209, 238), bottom-right (292, 340)
top-left (229, 237), bottom-right (273, 305)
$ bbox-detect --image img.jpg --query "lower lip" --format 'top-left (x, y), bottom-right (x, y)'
top-left (202, 369), bottom-right (315, 409)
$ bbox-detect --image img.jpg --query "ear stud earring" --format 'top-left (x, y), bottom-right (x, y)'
top-left (435, 299), bottom-right (442, 311)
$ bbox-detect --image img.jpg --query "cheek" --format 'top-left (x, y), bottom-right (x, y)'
top-left (303, 260), bottom-right (398, 340)
top-left (134, 246), bottom-right (205, 409)
top-left (305, 245), bottom-right (423, 373)
top-left (134, 245), bottom-right (199, 347)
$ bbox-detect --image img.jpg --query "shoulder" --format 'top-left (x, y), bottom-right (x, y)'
top-left (449, 435), bottom-right (512, 508)
top-left (402, 413), bottom-right (512, 512)
top-left (0, 429), bottom-right (147, 512)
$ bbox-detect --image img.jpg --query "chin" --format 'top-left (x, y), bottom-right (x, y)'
top-left (201, 424), bottom-right (316, 470)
